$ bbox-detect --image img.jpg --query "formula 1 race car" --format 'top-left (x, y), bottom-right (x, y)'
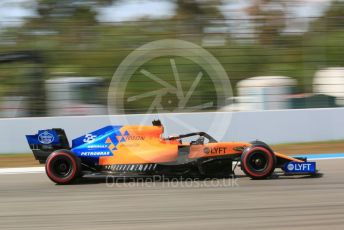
top-left (26, 120), bottom-right (317, 184)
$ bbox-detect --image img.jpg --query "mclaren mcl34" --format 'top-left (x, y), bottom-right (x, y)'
top-left (26, 120), bottom-right (318, 184)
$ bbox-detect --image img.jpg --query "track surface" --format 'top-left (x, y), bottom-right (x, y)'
top-left (1, 160), bottom-right (344, 230)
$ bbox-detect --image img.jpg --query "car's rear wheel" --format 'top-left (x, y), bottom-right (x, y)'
top-left (241, 146), bottom-right (276, 179)
top-left (45, 150), bottom-right (81, 184)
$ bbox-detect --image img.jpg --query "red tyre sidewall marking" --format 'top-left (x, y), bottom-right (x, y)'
top-left (242, 147), bottom-right (274, 178)
top-left (46, 152), bottom-right (77, 184)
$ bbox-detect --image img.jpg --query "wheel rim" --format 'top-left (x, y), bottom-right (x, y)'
top-left (51, 157), bottom-right (73, 179)
top-left (248, 151), bottom-right (268, 172)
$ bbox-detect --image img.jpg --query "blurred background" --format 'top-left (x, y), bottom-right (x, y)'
top-left (0, 0), bottom-right (343, 117)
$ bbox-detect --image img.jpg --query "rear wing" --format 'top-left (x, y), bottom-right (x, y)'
top-left (26, 128), bottom-right (70, 163)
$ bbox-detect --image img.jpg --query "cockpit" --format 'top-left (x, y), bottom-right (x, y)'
top-left (164, 132), bottom-right (217, 145)
top-left (152, 119), bottom-right (217, 145)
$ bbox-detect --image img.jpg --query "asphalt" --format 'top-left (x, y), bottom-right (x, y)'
top-left (1, 160), bottom-right (344, 230)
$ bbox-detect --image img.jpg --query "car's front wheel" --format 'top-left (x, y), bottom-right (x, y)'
top-left (241, 146), bottom-right (276, 179)
top-left (45, 150), bottom-right (81, 184)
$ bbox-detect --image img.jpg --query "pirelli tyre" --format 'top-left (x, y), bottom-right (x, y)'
top-left (241, 146), bottom-right (276, 179)
top-left (45, 150), bottom-right (81, 184)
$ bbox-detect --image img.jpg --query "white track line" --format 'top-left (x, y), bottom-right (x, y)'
top-left (311, 157), bottom-right (344, 160)
top-left (0, 167), bottom-right (44, 175)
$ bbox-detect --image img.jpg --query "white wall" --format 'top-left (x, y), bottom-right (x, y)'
top-left (1, 108), bottom-right (344, 154)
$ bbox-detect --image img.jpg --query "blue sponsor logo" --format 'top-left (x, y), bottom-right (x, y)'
top-left (38, 131), bottom-right (55, 144)
top-left (284, 161), bottom-right (316, 173)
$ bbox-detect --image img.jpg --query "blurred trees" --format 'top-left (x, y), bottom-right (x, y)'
top-left (245, 0), bottom-right (287, 45)
top-left (299, 0), bottom-right (344, 90)
top-left (0, 0), bottom-right (343, 113)
top-left (174, 0), bottom-right (224, 36)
